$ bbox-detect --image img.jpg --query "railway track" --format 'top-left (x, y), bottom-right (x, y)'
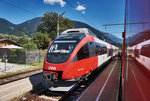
top-left (21, 58), bottom-right (114, 101)
top-left (0, 69), bottom-right (42, 85)
top-left (59, 59), bottom-right (113, 101)
top-left (13, 83), bottom-right (64, 101)
top-left (4, 57), bottom-right (121, 101)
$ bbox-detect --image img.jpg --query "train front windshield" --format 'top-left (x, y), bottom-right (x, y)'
top-left (47, 40), bottom-right (77, 63)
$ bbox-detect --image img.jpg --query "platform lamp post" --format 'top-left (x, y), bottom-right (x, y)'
top-left (57, 11), bottom-right (66, 37)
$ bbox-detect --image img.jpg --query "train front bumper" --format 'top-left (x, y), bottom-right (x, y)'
top-left (42, 72), bottom-right (78, 86)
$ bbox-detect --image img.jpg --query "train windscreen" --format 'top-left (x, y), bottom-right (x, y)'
top-left (47, 40), bottom-right (78, 63)
top-left (46, 34), bottom-right (85, 64)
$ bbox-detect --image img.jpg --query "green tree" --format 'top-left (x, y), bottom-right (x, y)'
top-left (0, 34), bottom-right (31, 47)
top-left (32, 32), bottom-right (51, 49)
top-left (17, 36), bottom-right (31, 46)
top-left (36, 11), bottom-right (74, 40)
top-left (23, 42), bottom-right (37, 51)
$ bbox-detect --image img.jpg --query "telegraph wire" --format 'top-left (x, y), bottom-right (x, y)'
top-left (0, 0), bottom-right (99, 29)
top-left (65, 0), bottom-right (99, 30)
top-left (0, 0), bottom-right (39, 16)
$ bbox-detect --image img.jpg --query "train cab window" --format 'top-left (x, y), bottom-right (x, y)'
top-left (47, 40), bottom-right (78, 63)
top-left (141, 44), bottom-right (150, 57)
top-left (77, 43), bottom-right (89, 60)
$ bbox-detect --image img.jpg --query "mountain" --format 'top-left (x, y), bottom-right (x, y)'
top-left (104, 33), bottom-right (123, 43)
top-left (126, 30), bottom-right (150, 46)
top-left (0, 17), bottom-right (122, 45)
top-left (72, 21), bottom-right (122, 44)
top-left (15, 17), bottom-right (41, 37)
top-left (0, 18), bottom-right (15, 34)
top-left (0, 17), bottom-right (41, 37)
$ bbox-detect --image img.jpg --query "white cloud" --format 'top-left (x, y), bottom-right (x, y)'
top-left (44, 0), bottom-right (66, 7)
top-left (75, 4), bottom-right (86, 11)
top-left (82, 11), bottom-right (85, 14)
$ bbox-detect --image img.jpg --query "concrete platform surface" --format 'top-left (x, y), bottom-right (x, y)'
top-left (76, 58), bottom-right (121, 101)
top-left (0, 73), bottom-right (42, 101)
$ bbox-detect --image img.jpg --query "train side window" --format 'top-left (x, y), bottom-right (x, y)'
top-left (141, 44), bottom-right (150, 57)
top-left (104, 47), bottom-right (107, 54)
top-left (77, 43), bottom-right (89, 60)
top-left (96, 45), bottom-right (100, 55)
top-left (109, 49), bottom-right (113, 56)
top-left (134, 49), bottom-right (140, 58)
top-left (102, 47), bottom-right (105, 54)
top-left (100, 47), bottom-right (103, 55)
top-left (108, 49), bottom-right (111, 56)
top-left (93, 42), bottom-right (107, 56)
top-left (94, 42), bottom-right (98, 56)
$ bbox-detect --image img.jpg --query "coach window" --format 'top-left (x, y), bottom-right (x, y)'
top-left (99, 47), bottom-right (103, 55)
top-left (141, 44), bottom-right (150, 57)
top-left (95, 44), bottom-right (99, 55)
top-left (101, 46), bottom-right (105, 55)
top-left (77, 43), bottom-right (89, 60)
top-left (134, 49), bottom-right (140, 58)
top-left (101, 47), bottom-right (104, 54)
top-left (108, 49), bottom-right (113, 56)
top-left (108, 49), bottom-right (110, 56)
top-left (104, 47), bottom-right (107, 54)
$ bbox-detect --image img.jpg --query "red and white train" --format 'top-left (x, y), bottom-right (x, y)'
top-left (127, 39), bottom-right (150, 71)
top-left (42, 28), bottom-right (118, 86)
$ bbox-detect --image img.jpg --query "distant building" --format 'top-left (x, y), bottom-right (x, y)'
top-left (0, 39), bottom-right (19, 47)
top-left (0, 39), bottom-right (22, 59)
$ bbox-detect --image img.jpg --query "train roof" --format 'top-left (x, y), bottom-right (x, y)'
top-left (61, 28), bottom-right (97, 37)
top-left (61, 28), bottom-right (119, 49)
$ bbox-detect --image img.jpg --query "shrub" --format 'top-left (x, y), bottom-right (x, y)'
top-left (8, 49), bottom-right (25, 64)
top-left (32, 32), bottom-right (51, 49)
top-left (2, 58), bottom-right (7, 62)
top-left (23, 42), bottom-right (37, 51)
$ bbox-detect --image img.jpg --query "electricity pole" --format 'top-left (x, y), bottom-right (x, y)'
top-left (57, 12), bottom-right (65, 37)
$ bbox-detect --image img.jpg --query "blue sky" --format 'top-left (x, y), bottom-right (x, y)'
top-left (0, 0), bottom-right (125, 38)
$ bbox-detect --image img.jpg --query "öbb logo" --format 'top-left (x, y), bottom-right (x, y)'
top-left (48, 66), bottom-right (56, 70)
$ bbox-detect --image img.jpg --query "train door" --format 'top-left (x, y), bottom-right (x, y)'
top-left (88, 41), bottom-right (96, 71)
top-left (88, 41), bottom-right (95, 57)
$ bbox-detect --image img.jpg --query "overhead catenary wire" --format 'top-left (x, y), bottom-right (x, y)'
top-left (0, 0), bottom-right (39, 16)
top-left (65, 0), bottom-right (99, 30)
top-left (0, 0), bottom-right (99, 30)
top-left (0, 0), bottom-right (117, 38)
top-left (65, 0), bottom-right (121, 43)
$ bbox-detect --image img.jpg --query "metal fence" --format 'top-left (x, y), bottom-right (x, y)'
top-left (0, 49), bottom-right (46, 73)
top-left (26, 51), bottom-right (45, 64)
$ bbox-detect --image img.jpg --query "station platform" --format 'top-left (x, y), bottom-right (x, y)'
top-left (0, 73), bottom-right (42, 101)
top-left (124, 57), bottom-right (150, 101)
top-left (76, 57), bottom-right (121, 101)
